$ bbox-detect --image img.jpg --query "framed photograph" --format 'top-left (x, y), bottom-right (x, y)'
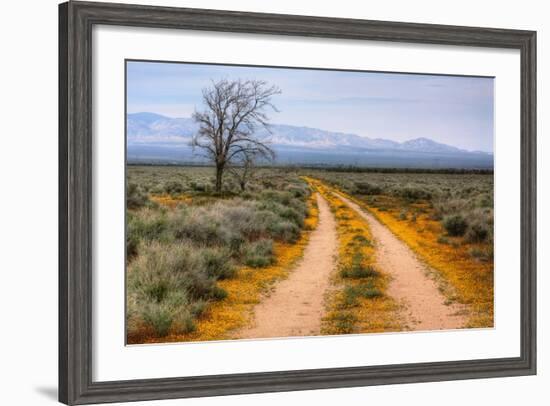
top-left (59, 1), bottom-right (536, 404)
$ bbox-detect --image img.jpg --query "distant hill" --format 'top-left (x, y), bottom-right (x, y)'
top-left (126, 112), bottom-right (493, 169)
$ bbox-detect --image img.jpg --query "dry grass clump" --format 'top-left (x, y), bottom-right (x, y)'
top-left (127, 182), bottom-right (151, 209)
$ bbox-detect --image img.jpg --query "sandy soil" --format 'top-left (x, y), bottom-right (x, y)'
top-left (236, 193), bottom-right (338, 339)
top-left (336, 194), bottom-right (467, 331)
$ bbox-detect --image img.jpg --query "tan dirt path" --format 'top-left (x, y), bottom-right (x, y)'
top-left (236, 193), bottom-right (338, 339)
top-left (336, 193), bottom-right (467, 331)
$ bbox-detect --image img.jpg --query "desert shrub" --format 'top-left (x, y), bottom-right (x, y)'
top-left (260, 190), bottom-right (293, 206)
top-left (129, 243), bottom-right (206, 299)
top-left (127, 210), bottom-right (170, 242)
top-left (149, 185), bottom-right (164, 194)
top-left (354, 182), bottom-right (382, 195)
top-left (142, 303), bottom-right (174, 337)
top-left (469, 247), bottom-right (494, 262)
top-left (200, 247), bottom-right (236, 280)
top-left (219, 203), bottom-right (265, 238)
top-left (243, 239), bottom-right (274, 268)
top-left (127, 242), bottom-right (229, 337)
top-left (210, 286), bottom-right (228, 300)
top-left (393, 186), bottom-right (431, 201)
top-left (163, 180), bottom-right (185, 195)
top-left (269, 220), bottom-right (300, 243)
top-left (189, 300), bottom-right (207, 318)
top-left (477, 193), bottom-right (493, 208)
top-left (189, 181), bottom-right (207, 192)
top-left (126, 233), bottom-right (139, 259)
top-left (172, 311), bottom-right (197, 334)
top-left (172, 209), bottom-right (226, 245)
top-left (184, 269), bottom-right (220, 300)
top-left (127, 182), bottom-right (149, 209)
top-left (278, 206), bottom-right (305, 227)
top-left (466, 222), bottom-right (489, 242)
top-left (443, 214), bottom-right (468, 236)
top-left (253, 210), bottom-right (280, 235)
top-left (286, 184), bottom-right (309, 198)
top-left (433, 198), bottom-right (468, 215)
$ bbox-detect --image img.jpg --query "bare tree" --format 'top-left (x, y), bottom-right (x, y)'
top-left (191, 79), bottom-right (280, 193)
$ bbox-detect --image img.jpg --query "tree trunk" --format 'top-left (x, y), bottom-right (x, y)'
top-left (239, 163), bottom-right (249, 192)
top-left (215, 164), bottom-right (224, 193)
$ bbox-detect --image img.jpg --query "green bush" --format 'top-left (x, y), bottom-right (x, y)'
top-left (269, 221), bottom-right (300, 243)
top-left (469, 247), bottom-right (494, 262)
top-left (286, 184), bottom-right (309, 198)
top-left (210, 286), bottom-right (228, 300)
top-left (354, 182), bottom-right (382, 195)
top-left (189, 181), bottom-right (206, 192)
top-left (163, 180), bottom-right (185, 195)
top-left (142, 303), bottom-right (173, 337)
top-left (443, 214), bottom-right (468, 236)
top-left (200, 247), bottom-right (236, 280)
top-left (466, 223), bottom-right (489, 242)
top-left (126, 233), bottom-right (139, 259)
top-left (127, 210), bottom-right (169, 242)
top-left (127, 182), bottom-right (149, 209)
top-left (393, 187), bottom-right (431, 201)
top-left (244, 239), bottom-right (275, 268)
top-left (127, 242), bottom-right (228, 337)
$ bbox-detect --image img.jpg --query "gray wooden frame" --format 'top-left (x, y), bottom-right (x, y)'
top-left (59, 1), bottom-right (537, 404)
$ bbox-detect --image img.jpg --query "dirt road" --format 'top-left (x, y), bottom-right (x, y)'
top-left (236, 193), bottom-right (338, 339)
top-left (336, 193), bottom-right (467, 331)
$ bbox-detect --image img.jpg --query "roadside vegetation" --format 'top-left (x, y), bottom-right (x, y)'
top-left (307, 170), bottom-right (494, 328)
top-left (127, 165), bottom-right (494, 343)
top-left (306, 178), bottom-right (404, 335)
top-left (126, 166), bottom-right (317, 343)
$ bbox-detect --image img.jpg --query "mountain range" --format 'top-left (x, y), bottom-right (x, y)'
top-left (126, 112), bottom-right (493, 169)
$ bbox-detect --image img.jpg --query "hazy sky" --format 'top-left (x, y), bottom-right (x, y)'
top-left (126, 61), bottom-right (494, 152)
